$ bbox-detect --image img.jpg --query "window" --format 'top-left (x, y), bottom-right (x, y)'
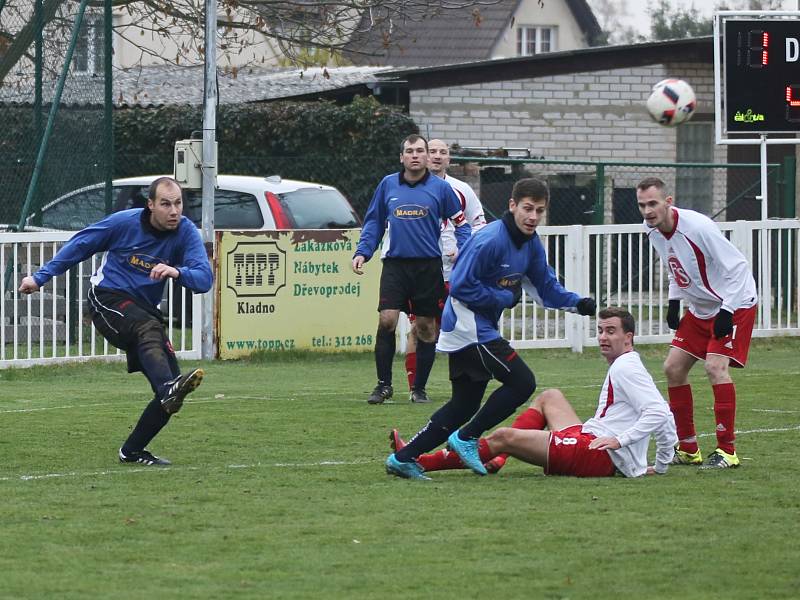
top-left (74, 14), bottom-right (104, 75)
top-left (38, 186), bottom-right (117, 230)
top-left (277, 188), bottom-right (360, 229)
top-left (516, 26), bottom-right (557, 56)
top-left (184, 190), bottom-right (265, 229)
top-left (676, 122), bottom-right (713, 214)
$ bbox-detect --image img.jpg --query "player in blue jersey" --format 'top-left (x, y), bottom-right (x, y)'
top-left (19, 177), bottom-right (213, 466)
top-left (385, 177), bottom-right (597, 479)
top-left (352, 134), bottom-right (471, 405)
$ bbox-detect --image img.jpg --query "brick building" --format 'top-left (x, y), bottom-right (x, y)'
top-left (379, 36), bottom-right (796, 222)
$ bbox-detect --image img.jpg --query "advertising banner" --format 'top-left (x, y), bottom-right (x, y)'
top-left (217, 229), bottom-right (380, 358)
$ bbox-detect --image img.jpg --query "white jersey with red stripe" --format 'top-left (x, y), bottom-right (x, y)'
top-left (646, 207), bottom-right (757, 319)
top-left (581, 351), bottom-right (677, 477)
top-left (440, 174), bottom-right (486, 281)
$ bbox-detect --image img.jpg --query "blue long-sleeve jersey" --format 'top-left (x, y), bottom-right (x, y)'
top-left (354, 171), bottom-right (470, 261)
top-left (33, 209), bottom-right (213, 307)
top-left (437, 217), bottom-right (581, 352)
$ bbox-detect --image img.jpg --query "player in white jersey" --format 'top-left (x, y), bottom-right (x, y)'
top-left (391, 307), bottom-right (676, 478)
top-left (636, 177), bottom-right (758, 470)
top-left (403, 139), bottom-right (487, 401)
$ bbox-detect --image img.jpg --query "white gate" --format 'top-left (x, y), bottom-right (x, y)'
top-left (1, 231), bottom-right (201, 368)
top-left (503, 219), bottom-right (800, 351)
top-left (3, 221), bottom-right (799, 367)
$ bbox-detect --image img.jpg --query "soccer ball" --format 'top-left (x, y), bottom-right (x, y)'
top-left (646, 78), bottom-right (697, 127)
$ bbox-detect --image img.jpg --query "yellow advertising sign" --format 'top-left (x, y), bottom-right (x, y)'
top-left (217, 229), bottom-right (380, 358)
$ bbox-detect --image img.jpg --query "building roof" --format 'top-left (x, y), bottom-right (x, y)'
top-left (383, 35), bottom-right (713, 89)
top-left (344, 0), bottom-right (602, 67)
top-left (0, 65), bottom-right (395, 108)
top-left (0, 36), bottom-right (714, 109)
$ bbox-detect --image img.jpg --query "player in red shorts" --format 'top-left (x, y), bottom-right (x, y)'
top-left (637, 177), bottom-right (758, 469)
top-left (392, 307), bottom-right (677, 478)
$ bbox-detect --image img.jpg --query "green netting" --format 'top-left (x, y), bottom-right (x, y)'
top-left (450, 157), bottom-right (789, 224)
top-left (0, 0), bottom-right (111, 228)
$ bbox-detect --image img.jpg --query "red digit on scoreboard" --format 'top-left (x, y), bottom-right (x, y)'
top-left (745, 29), bottom-right (767, 68)
top-left (786, 84), bottom-right (800, 122)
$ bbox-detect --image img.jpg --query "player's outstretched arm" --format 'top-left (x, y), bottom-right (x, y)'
top-left (19, 276), bottom-right (40, 295)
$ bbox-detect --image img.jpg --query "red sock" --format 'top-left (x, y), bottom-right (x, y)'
top-left (511, 407), bottom-right (546, 430)
top-left (713, 383), bottom-right (736, 455)
top-left (417, 438), bottom-right (495, 471)
top-left (405, 352), bottom-right (417, 390)
top-left (668, 384), bottom-right (698, 454)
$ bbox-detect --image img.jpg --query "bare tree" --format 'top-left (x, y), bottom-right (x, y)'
top-left (590, 0), bottom-right (643, 45)
top-left (0, 0), bottom-right (502, 86)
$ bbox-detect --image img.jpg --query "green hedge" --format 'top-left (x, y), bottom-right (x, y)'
top-left (115, 96), bottom-right (417, 216)
top-left (0, 96), bottom-right (417, 223)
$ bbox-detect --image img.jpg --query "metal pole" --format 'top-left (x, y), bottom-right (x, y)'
top-left (4, 0), bottom-right (88, 294)
top-left (15, 0), bottom-right (88, 233)
top-left (758, 135), bottom-right (771, 329)
top-left (201, 0), bottom-right (217, 360)
top-left (104, 0), bottom-right (113, 215)
top-left (759, 134), bottom-right (768, 220)
top-left (33, 0), bottom-right (43, 226)
top-left (593, 162), bottom-right (605, 225)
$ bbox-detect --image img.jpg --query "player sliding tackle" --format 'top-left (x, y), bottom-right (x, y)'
top-left (390, 307), bottom-right (677, 478)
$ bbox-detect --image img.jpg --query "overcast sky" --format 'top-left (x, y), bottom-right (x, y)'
top-left (596, 0), bottom-right (800, 38)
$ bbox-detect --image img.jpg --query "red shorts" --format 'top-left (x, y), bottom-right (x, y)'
top-left (671, 305), bottom-right (756, 368)
top-left (545, 425), bottom-right (616, 477)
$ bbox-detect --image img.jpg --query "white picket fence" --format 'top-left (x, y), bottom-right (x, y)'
top-left (1, 231), bottom-right (201, 368)
top-left (498, 219), bottom-right (800, 351)
top-left (2, 220), bottom-right (799, 368)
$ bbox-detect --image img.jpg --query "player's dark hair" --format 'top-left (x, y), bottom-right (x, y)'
top-left (400, 134), bottom-right (428, 153)
top-left (598, 306), bottom-right (636, 335)
top-left (148, 176), bottom-right (182, 201)
top-left (511, 178), bottom-right (549, 205)
top-left (636, 177), bottom-right (666, 194)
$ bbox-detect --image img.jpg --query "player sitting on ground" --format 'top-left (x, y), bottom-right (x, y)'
top-left (390, 307), bottom-right (677, 478)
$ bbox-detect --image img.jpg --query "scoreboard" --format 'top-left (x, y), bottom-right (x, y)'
top-left (725, 18), bottom-right (800, 133)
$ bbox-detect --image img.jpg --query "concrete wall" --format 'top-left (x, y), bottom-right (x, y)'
top-left (411, 61), bottom-right (739, 220)
top-left (411, 62), bottom-right (715, 160)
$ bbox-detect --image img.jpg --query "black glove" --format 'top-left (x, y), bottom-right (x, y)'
top-left (508, 281), bottom-right (523, 307)
top-left (575, 297), bottom-right (596, 316)
top-left (713, 309), bottom-right (734, 339)
top-left (666, 299), bottom-right (681, 330)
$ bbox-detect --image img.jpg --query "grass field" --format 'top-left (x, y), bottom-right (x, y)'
top-left (2, 338), bottom-right (799, 599)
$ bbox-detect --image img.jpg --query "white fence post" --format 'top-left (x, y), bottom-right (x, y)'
top-left (564, 225), bottom-right (585, 353)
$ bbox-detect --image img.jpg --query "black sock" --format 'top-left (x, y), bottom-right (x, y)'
top-left (396, 379), bottom-right (486, 462)
top-left (412, 339), bottom-right (436, 390)
top-left (459, 385), bottom-right (521, 440)
top-left (460, 365), bottom-right (536, 439)
top-left (122, 397), bottom-right (170, 453)
top-left (375, 327), bottom-right (395, 385)
top-left (395, 419), bottom-right (450, 463)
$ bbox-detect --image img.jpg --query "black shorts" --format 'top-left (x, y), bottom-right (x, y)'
top-left (378, 257), bottom-right (445, 317)
top-left (87, 287), bottom-right (175, 374)
top-left (448, 338), bottom-right (521, 383)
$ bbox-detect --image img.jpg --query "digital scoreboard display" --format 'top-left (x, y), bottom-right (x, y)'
top-left (725, 19), bottom-right (800, 133)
